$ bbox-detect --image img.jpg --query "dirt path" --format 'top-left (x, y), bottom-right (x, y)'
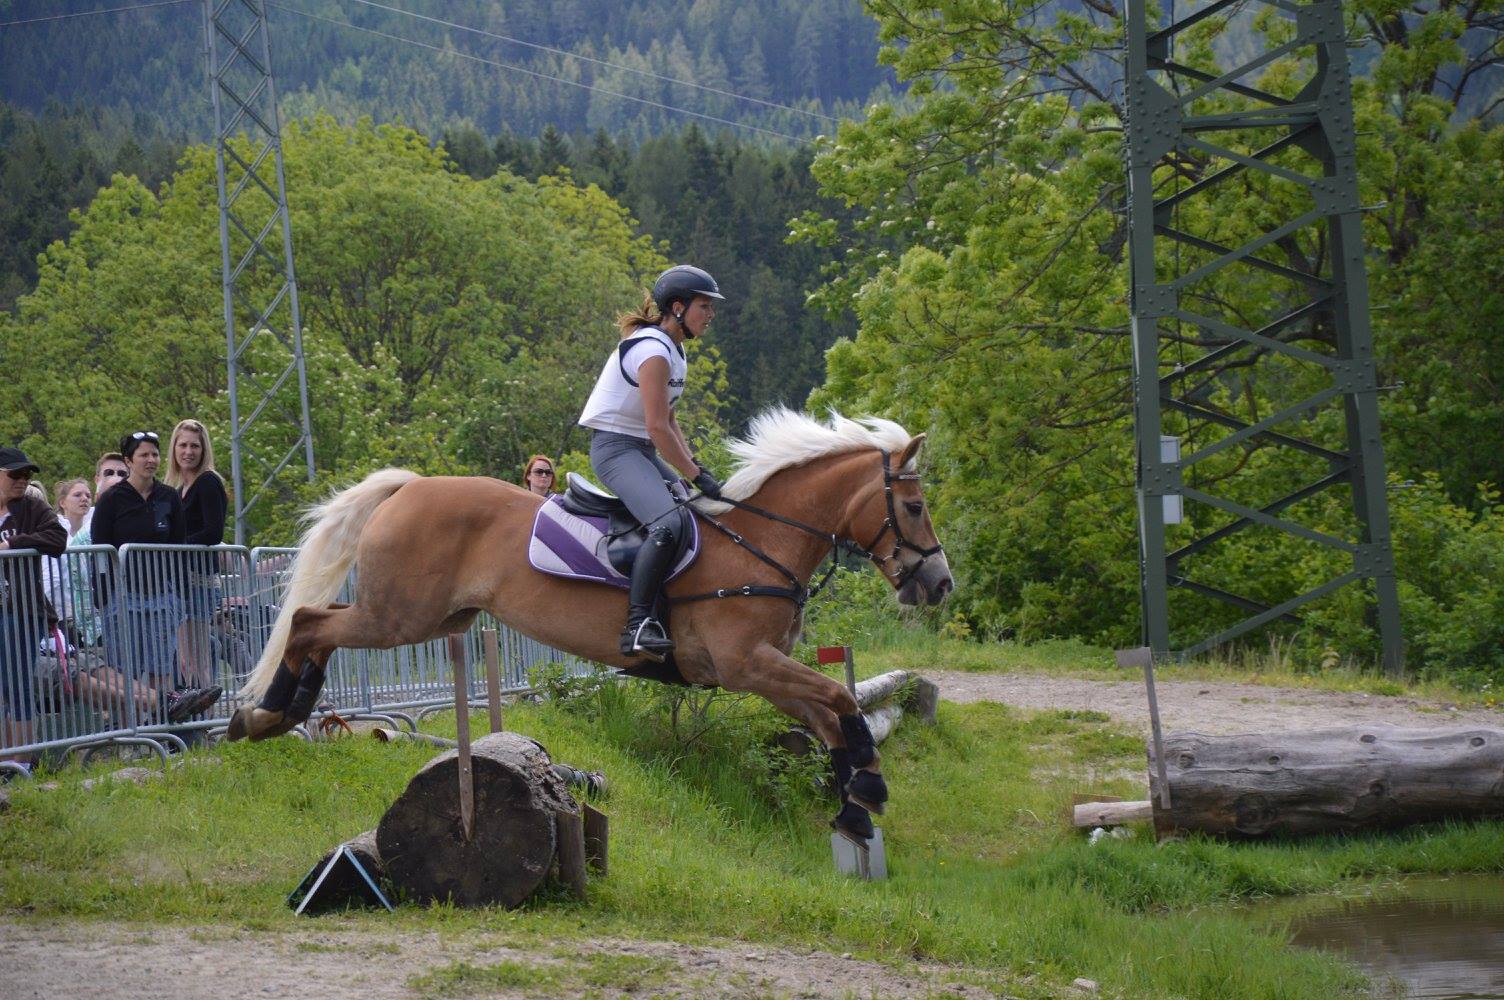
top-left (928, 670), bottom-right (1504, 735)
top-left (0, 920), bottom-right (1010, 1000)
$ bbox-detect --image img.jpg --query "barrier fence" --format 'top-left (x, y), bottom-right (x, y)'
top-left (0, 544), bottom-right (594, 765)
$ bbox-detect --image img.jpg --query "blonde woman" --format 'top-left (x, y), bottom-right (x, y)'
top-left (166, 419), bottom-right (227, 692)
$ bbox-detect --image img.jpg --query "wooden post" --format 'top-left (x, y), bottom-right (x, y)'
top-left (447, 634), bottom-right (475, 842)
top-left (555, 808), bottom-right (588, 900)
top-left (481, 627), bottom-right (504, 734)
top-left (582, 803), bottom-right (609, 876)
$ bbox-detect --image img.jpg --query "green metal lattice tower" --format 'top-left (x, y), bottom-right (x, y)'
top-left (1123, 0), bottom-right (1404, 672)
top-left (203, 0), bottom-right (316, 544)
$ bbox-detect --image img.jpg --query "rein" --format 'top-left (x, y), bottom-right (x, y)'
top-left (671, 450), bottom-right (943, 609)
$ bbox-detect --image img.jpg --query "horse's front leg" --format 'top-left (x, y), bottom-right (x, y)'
top-left (726, 643), bottom-right (889, 841)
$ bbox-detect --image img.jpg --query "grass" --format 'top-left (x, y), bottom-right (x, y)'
top-left (847, 632), bottom-right (1502, 708)
top-left (2, 666), bottom-right (1501, 999)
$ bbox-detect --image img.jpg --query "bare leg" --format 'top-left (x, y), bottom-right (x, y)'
top-left (2, 718), bottom-right (35, 764)
top-left (176, 621), bottom-right (214, 687)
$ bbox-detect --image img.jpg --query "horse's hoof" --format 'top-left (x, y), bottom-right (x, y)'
top-left (831, 800), bottom-right (874, 841)
top-left (847, 769), bottom-right (887, 815)
top-left (226, 707), bottom-right (251, 742)
top-left (234, 707), bottom-right (295, 742)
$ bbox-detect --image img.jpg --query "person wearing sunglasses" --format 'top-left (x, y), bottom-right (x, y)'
top-left (89, 432), bottom-right (221, 724)
top-left (522, 455), bottom-right (557, 498)
top-left (0, 446), bottom-right (66, 768)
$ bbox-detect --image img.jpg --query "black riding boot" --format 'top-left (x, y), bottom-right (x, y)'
top-left (621, 525), bottom-right (677, 661)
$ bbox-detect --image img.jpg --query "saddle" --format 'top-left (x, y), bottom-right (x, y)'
top-left (528, 473), bottom-right (699, 588)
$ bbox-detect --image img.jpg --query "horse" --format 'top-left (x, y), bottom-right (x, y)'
top-left (228, 409), bottom-right (953, 839)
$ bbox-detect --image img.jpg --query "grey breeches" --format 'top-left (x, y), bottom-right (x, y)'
top-left (589, 430), bottom-right (690, 546)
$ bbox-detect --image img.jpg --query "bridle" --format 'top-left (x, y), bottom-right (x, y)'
top-left (671, 449), bottom-right (945, 609)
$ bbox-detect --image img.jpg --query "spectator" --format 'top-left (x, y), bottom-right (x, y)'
top-left (43, 478), bottom-right (93, 639)
top-left (165, 419), bottom-right (227, 690)
top-left (89, 431), bottom-right (220, 723)
top-left (0, 446), bottom-right (65, 769)
top-left (92, 452), bottom-right (129, 513)
top-left (522, 454), bottom-right (557, 497)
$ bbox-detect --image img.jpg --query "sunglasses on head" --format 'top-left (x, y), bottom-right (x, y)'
top-left (101, 469), bottom-right (129, 478)
top-left (130, 431), bottom-right (160, 443)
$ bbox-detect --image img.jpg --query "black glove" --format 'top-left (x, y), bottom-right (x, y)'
top-left (692, 469), bottom-right (723, 499)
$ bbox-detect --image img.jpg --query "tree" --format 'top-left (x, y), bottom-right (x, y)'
top-left (0, 116), bottom-right (675, 541)
top-left (800, 0), bottom-right (1504, 669)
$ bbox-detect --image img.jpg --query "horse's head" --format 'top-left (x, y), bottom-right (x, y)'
top-left (851, 434), bottom-right (954, 607)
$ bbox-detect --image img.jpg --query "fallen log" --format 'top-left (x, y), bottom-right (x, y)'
top-left (777, 670), bottom-right (939, 756)
top-left (1147, 725), bottom-right (1504, 838)
top-left (376, 731), bottom-right (578, 907)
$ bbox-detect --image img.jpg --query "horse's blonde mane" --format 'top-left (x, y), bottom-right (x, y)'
top-left (713, 408), bottom-right (914, 505)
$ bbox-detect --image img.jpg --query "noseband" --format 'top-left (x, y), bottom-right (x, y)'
top-left (862, 450), bottom-right (945, 592)
top-left (673, 449), bottom-right (945, 609)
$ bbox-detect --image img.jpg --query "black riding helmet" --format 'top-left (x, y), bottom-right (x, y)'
top-left (652, 265), bottom-right (724, 314)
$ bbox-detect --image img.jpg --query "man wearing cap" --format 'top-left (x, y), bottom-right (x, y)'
top-left (0, 446), bottom-right (66, 767)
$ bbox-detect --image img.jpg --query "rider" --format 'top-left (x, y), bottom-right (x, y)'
top-left (577, 265), bottom-right (725, 662)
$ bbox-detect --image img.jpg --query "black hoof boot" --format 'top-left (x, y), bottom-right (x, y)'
top-left (847, 769), bottom-right (888, 815)
top-left (839, 713), bottom-right (878, 769)
top-left (285, 663), bottom-right (327, 723)
top-left (829, 747), bottom-right (854, 801)
top-left (258, 662), bottom-right (300, 713)
top-left (832, 800), bottom-right (874, 841)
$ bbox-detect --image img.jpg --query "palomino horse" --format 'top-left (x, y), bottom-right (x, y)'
top-left (229, 410), bottom-right (953, 838)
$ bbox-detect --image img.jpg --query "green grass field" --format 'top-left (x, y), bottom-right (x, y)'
top-left (2, 647), bottom-right (1500, 999)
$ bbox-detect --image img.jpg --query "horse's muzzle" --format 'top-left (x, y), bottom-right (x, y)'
top-left (896, 557), bottom-right (954, 607)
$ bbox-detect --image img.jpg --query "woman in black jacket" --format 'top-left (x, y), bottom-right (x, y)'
top-left (0, 446), bottom-right (65, 768)
top-left (90, 431), bottom-right (220, 724)
top-left (166, 419), bottom-right (227, 690)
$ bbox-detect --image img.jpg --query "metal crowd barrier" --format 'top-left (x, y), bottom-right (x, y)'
top-left (0, 543), bottom-right (597, 766)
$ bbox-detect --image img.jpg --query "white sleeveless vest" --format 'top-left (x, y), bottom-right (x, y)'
top-left (577, 327), bottom-right (687, 440)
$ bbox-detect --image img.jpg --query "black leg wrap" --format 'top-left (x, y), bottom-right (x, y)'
top-left (285, 663), bottom-right (327, 723)
top-left (257, 663), bottom-right (300, 713)
top-left (839, 713), bottom-right (877, 769)
top-left (847, 769), bottom-right (888, 813)
top-left (832, 800), bottom-right (874, 841)
top-left (829, 747), bottom-right (854, 801)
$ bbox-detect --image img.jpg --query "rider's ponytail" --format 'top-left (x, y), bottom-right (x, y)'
top-left (615, 291), bottom-right (663, 338)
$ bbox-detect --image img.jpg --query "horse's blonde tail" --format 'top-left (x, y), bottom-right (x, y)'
top-left (238, 468), bottom-right (420, 702)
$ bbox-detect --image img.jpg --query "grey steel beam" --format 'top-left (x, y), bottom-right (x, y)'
top-left (203, 0), bottom-right (315, 545)
top-left (1123, 0), bottom-right (1404, 672)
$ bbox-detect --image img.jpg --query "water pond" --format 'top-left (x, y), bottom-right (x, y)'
top-left (1250, 875), bottom-right (1504, 999)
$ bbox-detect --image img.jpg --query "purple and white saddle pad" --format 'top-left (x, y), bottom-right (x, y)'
top-left (528, 491), bottom-right (700, 589)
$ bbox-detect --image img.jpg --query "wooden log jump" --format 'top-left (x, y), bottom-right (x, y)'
top-left (1073, 725), bottom-right (1504, 839)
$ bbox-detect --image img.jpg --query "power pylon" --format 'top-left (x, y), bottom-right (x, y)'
top-left (202, 0), bottom-right (315, 544)
top-left (1122, 0), bottom-right (1404, 672)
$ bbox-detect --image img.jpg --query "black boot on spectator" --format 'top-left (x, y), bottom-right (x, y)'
top-left (165, 685), bottom-right (224, 724)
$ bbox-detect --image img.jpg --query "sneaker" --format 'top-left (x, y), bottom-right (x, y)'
top-left (165, 686), bottom-right (224, 724)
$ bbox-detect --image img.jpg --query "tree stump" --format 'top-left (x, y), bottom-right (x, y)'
top-left (1148, 725), bottom-right (1504, 838)
top-left (376, 731), bottom-right (578, 907)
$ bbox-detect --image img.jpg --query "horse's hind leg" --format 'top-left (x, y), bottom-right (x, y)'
top-left (235, 604), bottom-right (413, 741)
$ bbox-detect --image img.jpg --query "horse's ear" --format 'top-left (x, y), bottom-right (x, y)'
top-left (898, 433), bottom-right (926, 469)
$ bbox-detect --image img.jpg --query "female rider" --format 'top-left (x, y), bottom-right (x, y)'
top-left (577, 265), bottom-right (724, 661)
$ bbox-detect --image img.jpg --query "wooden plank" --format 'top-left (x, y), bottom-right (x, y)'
top-left (481, 627), bottom-right (504, 734)
top-left (582, 803), bottom-right (609, 876)
top-left (555, 808), bottom-right (588, 900)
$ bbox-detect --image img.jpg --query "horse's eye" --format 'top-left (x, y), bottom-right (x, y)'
top-left (904, 501), bottom-right (924, 517)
